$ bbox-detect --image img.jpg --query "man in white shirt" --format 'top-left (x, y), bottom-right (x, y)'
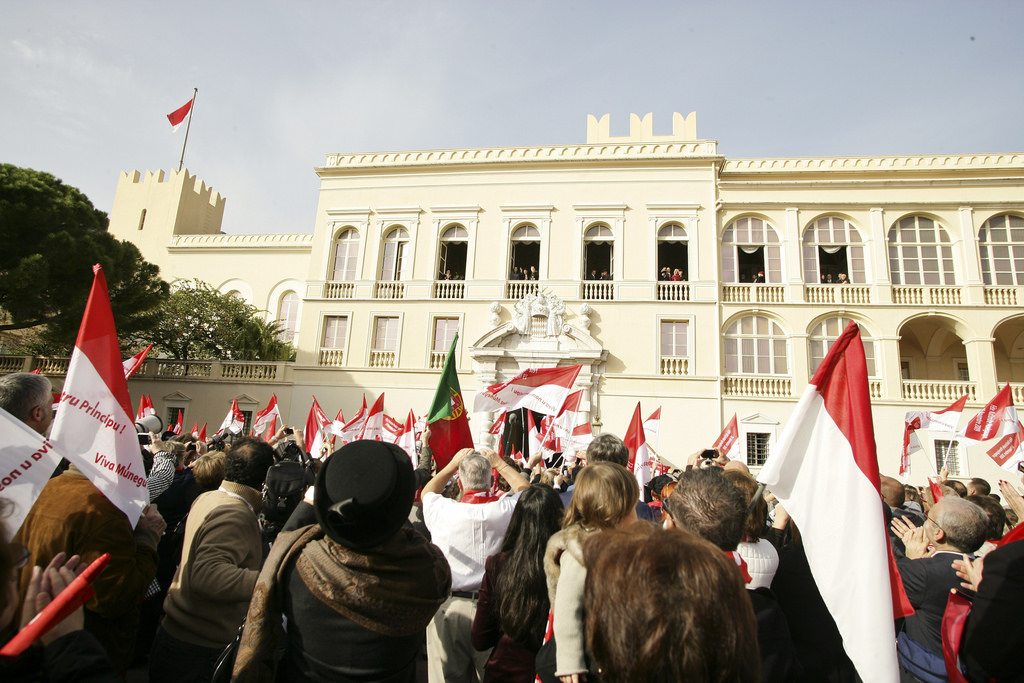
top-left (422, 445), bottom-right (530, 683)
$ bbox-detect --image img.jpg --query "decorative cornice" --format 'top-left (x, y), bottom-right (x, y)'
top-left (320, 141), bottom-right (722, 170)
top-left (723, 153), bottom-right (1024, 173)
top-left (168, 233), bottom-right (312, 251)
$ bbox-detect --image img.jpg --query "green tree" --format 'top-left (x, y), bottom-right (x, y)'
top-left (134, 279), bottom-right (294, 361)
top-left (0, 164), bottom-right (169, 350)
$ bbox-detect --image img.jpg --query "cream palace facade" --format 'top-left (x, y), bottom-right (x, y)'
top-left (16, 111), bottom-right (1024, 481)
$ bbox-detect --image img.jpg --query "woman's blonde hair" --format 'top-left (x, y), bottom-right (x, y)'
top-left (564, 461), bottom-right (637, 531)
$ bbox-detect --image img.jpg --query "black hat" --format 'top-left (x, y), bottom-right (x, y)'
top-left (313, 440), bottom-right (414, 549)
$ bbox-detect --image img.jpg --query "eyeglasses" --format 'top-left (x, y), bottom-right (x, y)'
top-left (924, 516), bottom-right (945, 535)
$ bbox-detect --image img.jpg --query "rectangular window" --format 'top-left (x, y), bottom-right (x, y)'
top-left (660, 321), bottom-right (688, 357)
top-left (746, 432), bottom-right (770, 467)
top-left (956, 362), bottom-right (970, 382)
top-left (935, 439), bottom-right (961, 477)
top-left (321, 316), bottom-right (348, 348)
top-left (433, 317), bottom-right (460, 352)
top-left (240, 410), bottom-right (253, 437)
top-left (373, 316), bottom-right (399, 351)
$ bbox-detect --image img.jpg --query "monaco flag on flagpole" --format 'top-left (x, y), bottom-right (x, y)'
top-left (901, 395), bottom-right (968, 477)
top-left (394, 410), bottom-right (418, 466)
top-left (339, 396), bottom-right (368, 445)
top-left (0, 408), bottom-right (64, 540)
top-left (713, 414), bottom-right (741, 460)
top-left (623, 402), bottom-right (652, 493)
top-left (304, 397), bottom-right (332, 457)
top-left (642, 407), bottom-right (661, 452)
top-left (474, 365), bottom-right (582, 416)
top-left (960, 384), bottom-right (1019, 443)
top-left (122, 343), bottom-right (152, 379)
top-left (985, 417), bottom-right (1024, 472)
top-left (170, 410), bottom-right (183, 436)
top-left (217, 398), bottom-right (245, 435)
top-left (166, 96), bottom-right (194, 131)
top-left (757, 321), bottom-right (912, 683)
top-left (252, 395), bottom-right (281, 439)
top-left (541, 390), bottom-right (584, 451)
top-left (50, 265), bottom-right (149, 525)
top-left (358, 394), bottom-right (386, 441)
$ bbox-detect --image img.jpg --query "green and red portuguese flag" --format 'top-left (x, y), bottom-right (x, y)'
top-left (427, 334), bottom-right (474, 468)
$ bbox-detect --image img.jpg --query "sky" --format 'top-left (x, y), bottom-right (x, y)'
top-left (3, 1), bottom-right (1023, 235)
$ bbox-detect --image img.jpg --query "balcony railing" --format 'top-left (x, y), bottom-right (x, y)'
top-left (318, 349), bottom-right (345, 366)
top-left (369, 350), bottom-right (397, 368)
top-left (723, 376), bottom-right (792, 397)
top-left (429, 351), bottom-right (447, 370)
top-left (374, 282), bottom-right (406, 299)
top-left (892, 286), bottom-right (962, 306)
top-left (322, 281), bottom-right (355, 299)
top-left (804, 284), bottom-right (872, 305)
top-left (984, 286), bottom-right (1019, 306)
top-left (660, 356), bottom-right (689, 376)
top-left (721, 284), bottom-right (785, 304)
top-left (506, 281), bottom-right (539, 299)
top-left (901, 380), bottom-right (976, 403)
top-left (581, 282), bottom-right (614, 300)
top-left (433, 281), bottom-right (465, 299)
top-left (657, 282), bottom-right (690, 301)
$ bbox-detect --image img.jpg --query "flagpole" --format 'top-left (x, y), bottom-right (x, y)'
top-left (177, 88), bottom-right (197, 172)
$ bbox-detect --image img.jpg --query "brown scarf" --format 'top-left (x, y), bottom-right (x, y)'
top-left (233, 525), bottom-right (450, 682)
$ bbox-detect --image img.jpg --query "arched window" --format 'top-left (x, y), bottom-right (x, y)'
top-left (809, 317), bottom-right (876, 376)
top-left (978, 213), bottom-right (1024, 285)
top-left (276, 291), bottom-right (300, 343)
top-left (887, 215), bottom-right (955, 285)
top-left (438, 224), bottom-right (468, 280)
top-left (379, 227), bottom-right (410, 281)
top-left (802, 216), bottom-right (866, 283)
top-left (724, 315), bottom-right (788, 375)
top-left (657, 223), bottom-right (688, 280)
top-left (510, 224), bottom-right (541, 279)
top-left (583, 224), bottom-right (613, 280)
top-left (722, 217), bottom-right (781, 283)
top-left (331, 228), bottom-right (360, 280)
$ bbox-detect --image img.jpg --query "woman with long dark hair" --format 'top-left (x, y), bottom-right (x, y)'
top-left (472, 484), bottom-right (564, 683)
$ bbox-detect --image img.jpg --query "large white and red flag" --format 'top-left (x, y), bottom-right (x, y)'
top-left (624, 402), bottom-right (651, 493)
top-left (474, 365), bottom-right (582, 416)
top-left (757, 321), bottom-right (912, 683)
top-left (986, 419), bottom-right (1024, 472)
top-left (252, 395), bottom-right (281, 439)
top-left (304, 397), bottom-right (332, 457)
top-left (166, 96), bottom-right (194, 131)
top-left (122, 343), bottom-right (152, 379)
top-left (713, 413), bottom-right (741, 460)
top-left (0, 408), bottom-right (63, 540)
top-left (339, 395), bottom-right (368, 444)
top-left (217, 398), bottom-right (245, 435)
top-left (960, 384), bottom-right (1019, 442)
top-left (901, 395), bottom-right (968, 477)
top-left (51, 265), bottom-right (149, 525)
top-left (358, 394), bottom-right (386, 441)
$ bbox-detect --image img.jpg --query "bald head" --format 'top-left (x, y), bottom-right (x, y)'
top-left (879, 476), bottom-right (905, 508)
top-left (931, 497), bottom-right (987, 553)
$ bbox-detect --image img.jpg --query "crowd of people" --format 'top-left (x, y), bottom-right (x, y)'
top-left (1, 370), bottom-right (1023, 682)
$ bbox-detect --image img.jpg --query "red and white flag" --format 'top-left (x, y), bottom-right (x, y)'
top-left (358, 394), bottom-right (386, 441)
top-left (217, 398), bottom-right (245, 435)
top-left (197, 423), bottom-right (207, 442)
top-left (960, 384), bottom-right (1019, 442)
top-left (340, 396), bottom-right (368, 444)
top-left (252, 395), bottom-right (282, 439)
top-left (166, 96), bottom-right (194, 131)
top-left (135, 394), bottom-right (155, 421)
top-left (488, 410), bottom-right (507, 436)
top-left (527, 411), bottom-right (544, 460)
top-left (394, 410), bottom-right (418, 466)
top-left (986, 419), bottom-right (1024, 472)
top-left (328, 409), bottom-right (345, 440)
top-left (902, 396), bottom-right (968, 477)
top-left (562, 422), bottom-right (594, 456)
top-left (474, 365), bottom-right (582, 416)
top-left (122, 344), bottom-right (152, 379)
top-left (624, 402), bottom-right (652, 493)
top-left (304, 397), bottom-right (332, 457)
top-left (170, 411), bottom-right (183, 436)
top-left (643, 407), bottom-right (661, 451)
top-left (542, 390), bottom-right (585, 452)
top-left (713, 414), bottom-right (741, 460)
top-left (382, 413), bottom-right (403, 443)
top-left (51, 265), bottom-right (148, 525)
top-left (757, 321), bottom-right (912, 683)
top-left (0, 409), bottom-right (63, 540)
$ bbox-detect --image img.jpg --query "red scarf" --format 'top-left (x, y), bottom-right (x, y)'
top-left (461, 490), bottom-right (501, 505)
top-left (725, 550), bottom-right (753, 584)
